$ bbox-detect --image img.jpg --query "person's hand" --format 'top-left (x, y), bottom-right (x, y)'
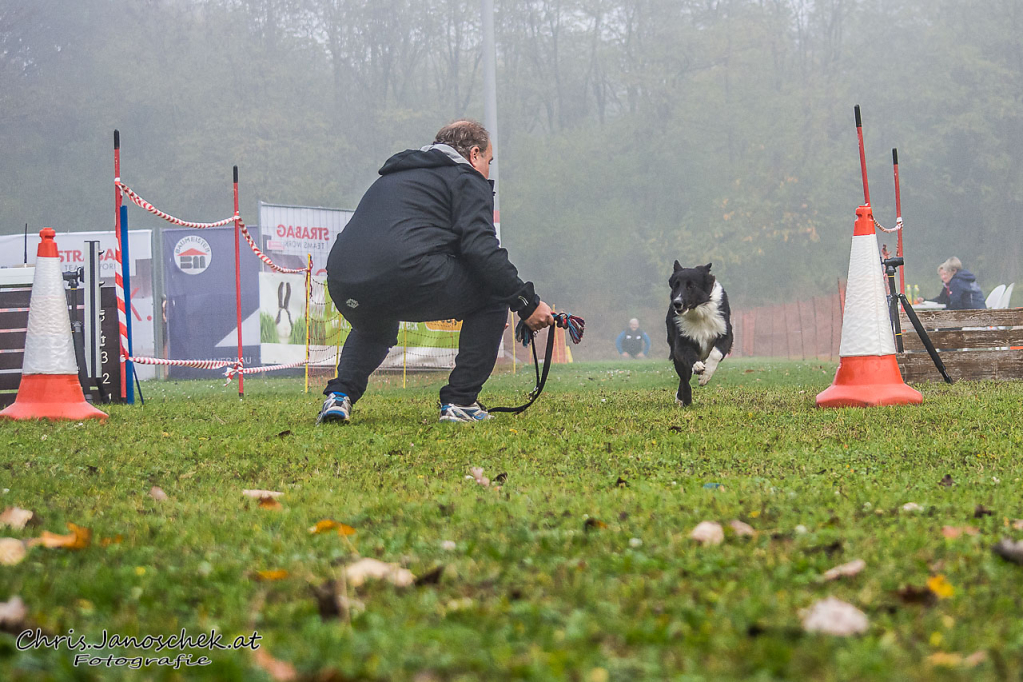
top-left (523, 300), bottom-right (555, 331)
top-left (620, 352), bottom-right (631, 359)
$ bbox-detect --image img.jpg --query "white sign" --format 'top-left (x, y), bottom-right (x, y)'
top-left (0, 229), bottom-right (156, 379)
top-left (259, 202), bottom-right (353, 275)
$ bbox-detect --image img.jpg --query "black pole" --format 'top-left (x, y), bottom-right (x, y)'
top-left (23, 223), bottom-right (28, 264)
top-left (884, 257), bottom-right (953, 384)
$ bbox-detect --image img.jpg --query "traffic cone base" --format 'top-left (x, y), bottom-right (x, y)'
top-left (816, 355), bottom-right (922, 408)
top-left (0, 374), bottom-right (108, 421)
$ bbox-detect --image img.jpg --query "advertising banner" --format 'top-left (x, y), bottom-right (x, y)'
top-left (0, 229), bottom-right (156, 379)
top-left (163, 226), bottom-right (260, 379)
top-left (256, 202), bottom-right (461, 370)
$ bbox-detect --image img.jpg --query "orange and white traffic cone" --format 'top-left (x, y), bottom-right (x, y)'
top-left (0, 229), bottom-right (108, 421)
top-left (816, 206), bottom-right (922, 408)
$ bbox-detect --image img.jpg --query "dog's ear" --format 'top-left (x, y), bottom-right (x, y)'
top-left (673, 260), bottom-right (683, 272)
top-left (701, 263), bottom-right (712, 271)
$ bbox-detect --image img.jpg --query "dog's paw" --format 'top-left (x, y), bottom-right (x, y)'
top-left (698, 374), bottom-right (712, 386)
top-left (692, 361), bottom-right (705, 374)
top-left (675, 395), bottom-right (691, 407)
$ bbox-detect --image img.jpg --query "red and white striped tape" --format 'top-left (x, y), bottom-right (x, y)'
top-left (116, 180), bottom-right (309, 274)
top-left (125, 354), bottom-right (310, 382)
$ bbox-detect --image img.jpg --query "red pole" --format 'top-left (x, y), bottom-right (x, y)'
top-left (233, 165), bottom-right (244, 398)
top-left (114, 130), bottom-right (127, 401)
top-left (854, 105), bottom-right (870, 206)
top-left (892, 148), bottom-right (905, 295)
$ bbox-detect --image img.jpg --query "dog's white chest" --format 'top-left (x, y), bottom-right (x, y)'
top-left (674, 282), bottom-right (727, 358)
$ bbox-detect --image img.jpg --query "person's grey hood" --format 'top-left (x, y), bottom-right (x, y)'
top-left (377, 143), bottom-right (471, 175)
top-left (419, 143), bottom-right (471, 166)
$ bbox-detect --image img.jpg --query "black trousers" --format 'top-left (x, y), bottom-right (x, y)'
top-left (324, 262), bottom-right (509, 406)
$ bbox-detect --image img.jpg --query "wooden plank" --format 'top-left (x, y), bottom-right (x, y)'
top-left (902, 328), bottom-right (1023, 352)
top-left (730, 310), bottom-right (744, 357)
top-left (904, 309), bottom-right (1023, 328)
top-left (832, 293), bottom-right (843, 360)
top-left (0, 351), bottom-right (24, 371)
top-left (743, 311), bottom-right (755, 357)
top-left (899, 349), bottom-right (1023, 382)
top-left (0, 289), bottom-right (33, 308)
top-left (754, 306), bottom-right (768, 357)
top-left (0, 372), bottom-right (21, 391)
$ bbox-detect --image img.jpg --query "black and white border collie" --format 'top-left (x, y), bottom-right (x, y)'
top-left (666, 261), bottom-right (733, 406)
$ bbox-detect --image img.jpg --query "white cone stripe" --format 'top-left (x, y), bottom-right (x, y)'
top-left (839, 233), bottom-right (897, 357)
top-left (22, 256), bottom-right (79, 375)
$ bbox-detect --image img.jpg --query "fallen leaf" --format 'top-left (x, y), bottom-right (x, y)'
top-left (0, 507), bottom-right (33, 530)
top-left (941, 526), bottom-right (979, 539)
top-left (927, 574), bottom-right (955, 599)
top-left (992, 538), bottom-right (1023, 565)
top-left (729, 520), bottom-right (755, 537)
top-left (0, 538), bottom-right (27, 565)
top-left (690, 521), bottom-right (724, 546)
top-left (493, 472), bottom-right (508, 485)
top-left (344, 557), bottom-right (415, 588)
top-left (0, 596), bottom-right (27, 633)
top-left (28, 523), bottom-right (91, 550)
top-left (896, 584), bottom-right (937, 605)
top-left (801, 597), bottom-right (869, 636)
top-left (149, 487), bottom-right (169, 502)
top-left (964, 651), bottom-right (988, 667)
top-left (276, 430), bottom-right (292, 438)
top-left (939, 474), bottom-right (954, 487)
top-left (614, 477), bottom-right (629, 488)
top-left (242, 489), bottom-right (283, 499)
top-left (468, 467), bottom-right (489, 487)
top-left (254, 569), bottom-right (289, 581)
top-left (583, 518), bottom-right (608, 532)
top-left (99, 534), bottom-right (123, 547)
top-left (974, 504), bottom-right (994, 518)
top-left (414, 565), bottom-right (445, 586)
top-left (308, 519), bottom-right (356, 536)
top-left (252, 647), bottom-right (298, 682)
top-left (823, 559), bottom-right (866, 581)
top-left (258, 497), bottom-right (283, 511)
top-left (901, 502), bottom-right (923, 512)
top-left (311, 580), bottom-right (364, 621)
top-left (928, 652), bottom-right (963, 668)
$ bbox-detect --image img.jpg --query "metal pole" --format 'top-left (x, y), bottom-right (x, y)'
top-left (120, 204), bottom-right (135, 404)
top-left (892, 148), bottom-right (905, 295)
top-left (233, 166), bottom-right (244, 398)
top-left (482, 0), bottom-right (501, 241)
top-left (854, 105), bottom-right (870, 206)
top-left (114, 130), bottom-right (128, 401)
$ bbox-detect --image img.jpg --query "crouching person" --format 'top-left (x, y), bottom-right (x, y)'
top-left (318, 120), bottom-right (554, 424)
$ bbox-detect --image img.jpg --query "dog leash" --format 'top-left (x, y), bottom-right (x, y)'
top-left (483, 312), bottom-right (585, 415)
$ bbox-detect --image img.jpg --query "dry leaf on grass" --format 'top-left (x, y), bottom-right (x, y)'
top-left (0, 596), bottom-right (27, 633)
top-left (928, 651), bottom-right (987, 668)
top-left (467, 467), bottom-right (490, 487)
top-left (690, 521), bottom-right (724, 546)
top-left (27, 523), bottom-right (91, 550)
top-left (258, 497), bottom-right (283, 511)
top-left (0, 538), bottom-right (27, 566)
top-left (729, 520), bottom-right (755, 537)
top-left (0, 507), bottom-right (33, 530)
top-left (308, 519), bottom-right (356, 536)
top-left (926, 574), bottom-right (955, 599)
top-left (583, 518), bottom-right (608, 532)
top-left (254, 569), bottom-right (289, 582)
top-left (149, 487), bottom-right (169, 502)
top-left (801, 596), bottom-right (869, 636)
top-left (823, 559), bottom-right (866, 581)
top-left (941, 526), bottom-right (979, 539)
top-left (252, 647), bottom-right (298, 682)
top-left (344, 557), bottom-right (415, 588)
top-left (901, 503), bottom-right (923, 512)
top-left (895, 584), bottom-right (937, 606)
top-left (242, 489), bottom-right (283, 499)
top-left (99, 535), bottom-right (123, 547)
top-left (311, 579), bottom-right (364, 621)
top-left (992, 538), bottom-right (1023, 565)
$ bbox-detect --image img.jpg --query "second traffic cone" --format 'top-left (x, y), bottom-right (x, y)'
top-left (0, 229), bottom-right (108, 421)
top-left (816, 206), bottom-right (922, 408)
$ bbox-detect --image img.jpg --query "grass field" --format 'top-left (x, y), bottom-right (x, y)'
top-left (1, 358), bottom-right (1022, 681)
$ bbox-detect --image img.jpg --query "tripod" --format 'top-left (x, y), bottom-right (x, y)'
top-left (883, 256), bottom-right (953, 384)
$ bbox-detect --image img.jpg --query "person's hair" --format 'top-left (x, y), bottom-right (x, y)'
top-left (433, 120), bottom-right (490, 161)
top-left (938, 256), bottom-right (963, 274)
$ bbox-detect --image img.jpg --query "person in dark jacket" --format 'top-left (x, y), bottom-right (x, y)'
top-left (615, 318), bottom-right (650, 358)
top-left (928, 257), bottom-right (986, 310)
top-left (318, 120), bottom-right (554, 424)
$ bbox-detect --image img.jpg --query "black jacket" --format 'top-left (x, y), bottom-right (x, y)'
top-left (929, 269), bottom-right (986, 310)
top-left (327, 145), bottom-right (539, 318)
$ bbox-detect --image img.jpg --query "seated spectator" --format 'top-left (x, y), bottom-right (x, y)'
top-left (616, 318), bottom-right (650, 359)
top-left (928, 257), bottom-right (986, 310)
